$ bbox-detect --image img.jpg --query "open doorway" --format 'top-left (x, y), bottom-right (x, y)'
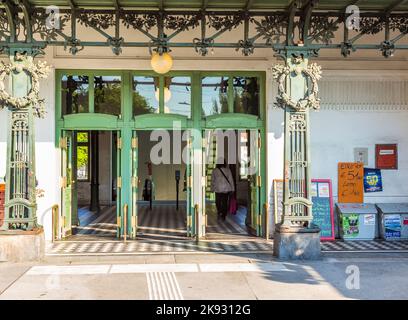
top-left (136, 130), bottom-right (190, 240)
top-left (204, 129), bottom-right (260, 240)
top-left (61, 130), bottom-right (118, 239)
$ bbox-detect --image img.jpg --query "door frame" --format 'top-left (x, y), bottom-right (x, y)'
top-left (55, 69), bottom-right (267, 240)
top-left (201, 127), bottom-right (266, 238)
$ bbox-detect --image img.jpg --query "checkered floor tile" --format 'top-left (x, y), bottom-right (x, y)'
top-left (47, 239), bottom-right (408, 256)
top-left (321, 240), bottom-right (408, 252)
top-left (46, 239), bottom-right (273, 256)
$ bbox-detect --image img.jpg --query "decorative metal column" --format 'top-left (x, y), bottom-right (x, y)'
top-left (0, 51), bottom-right (49, 231)
top-left (272, 49), bottom-right (322, 230)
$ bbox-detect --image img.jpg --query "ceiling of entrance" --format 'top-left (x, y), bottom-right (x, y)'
top-left (22, 1), bottom-right (408, 12)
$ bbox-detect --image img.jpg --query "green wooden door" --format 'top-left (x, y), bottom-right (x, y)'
top-left (61, 130), bottom-right (77, 237)
top-left (249, 130), bottom-right (262, 236)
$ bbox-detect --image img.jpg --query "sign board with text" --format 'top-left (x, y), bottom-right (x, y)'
top-left (338, 162), bottom-right (364, 203)
top-left (273, 179), bottom-right (335, 241)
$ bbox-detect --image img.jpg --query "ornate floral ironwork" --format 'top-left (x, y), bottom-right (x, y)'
top-left (0, 6), bottom-right (406, 59)
top-left (341, 41), bottom-right (355, 57)
top-left (0, 54), bottom-right (50, 118)
top-left (381, 40), bottom-right (396, 58)
top-left (193, 37), bottom-right (214, 56)
top-left (272, 58), bottom-right (322, 112)
top-left (308, 16), bottom-right (339, 44)
top-left (389, 16), bottom-right (408, 33)
top-left (31, 9), bottom-right (70, 41)
top-left (253, 15), bottom-right (287, 45)
top-left (78, 10), bottom-right (115, 30)
top-left (208, 14), bottom-right (243, 31)
top-left (359, 17), bottom-right (385, 35)
top-left (64, 37), bottom-right (84, 55)
top-left (164, 15), bottom-right (200, 31)
top-left (237, 39), bottom-right (255, 56)
top-left (121, 13), bottom-right (157, 31)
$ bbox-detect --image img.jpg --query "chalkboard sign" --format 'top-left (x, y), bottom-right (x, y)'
top-left (311, 179), bottom-right (335, 241)
top-left (273, 179), bottom-right (335, 241)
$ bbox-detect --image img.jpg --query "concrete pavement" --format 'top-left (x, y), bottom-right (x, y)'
top-left (1, 252), bottom-right (408, 300)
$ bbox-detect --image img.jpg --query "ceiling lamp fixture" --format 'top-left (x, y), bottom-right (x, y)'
top-left (151, 51), bottom-right (173, 74)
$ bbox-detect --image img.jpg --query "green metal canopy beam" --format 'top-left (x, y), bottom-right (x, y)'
top-left (19, 0), bottom-right (33, 43)
top-left (245, 0), bottom-right (255, 11)
top-left (0, 2), bottom-right (407, 58)
top-left (2, 0), bottom-right (18, 42)
top-left (385, 0), bottom-right (408, 14)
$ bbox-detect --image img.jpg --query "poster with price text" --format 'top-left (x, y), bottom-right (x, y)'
top-left (338, 162), bottom-right (364, 203)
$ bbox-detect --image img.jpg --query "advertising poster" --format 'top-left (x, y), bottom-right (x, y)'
top-left (338, 162), bottom-right (364, 203)
top-left (343, 214), bottom-right (359, 237)
top-left (384, 215), bottom-right (401, 239)
top-left (364, 168), bottom-right (383, 192)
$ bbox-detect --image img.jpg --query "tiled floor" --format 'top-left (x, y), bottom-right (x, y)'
top-left (321, 240), bottom-right (408, 252)
top-left (46, 239), bottom-right (273, 255)
top-left (68, 202), bottom-right (252, 241)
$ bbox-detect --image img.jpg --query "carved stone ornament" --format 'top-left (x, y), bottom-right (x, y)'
top-left (272, 61), bottom-right (322, 112)
top-left (0, 55), bottom-right (50, 118)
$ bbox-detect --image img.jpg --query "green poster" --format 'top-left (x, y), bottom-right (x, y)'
top-left (343, 214), bottom-right (359, 237)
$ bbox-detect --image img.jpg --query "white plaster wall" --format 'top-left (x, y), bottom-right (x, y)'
top-left (310, 110), bottom-right (408, 203)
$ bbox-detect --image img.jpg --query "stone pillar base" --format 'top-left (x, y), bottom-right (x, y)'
top-left (273, 225), bottom-right (321, 260)
top-left (0, 227), bottom-right (45, 262)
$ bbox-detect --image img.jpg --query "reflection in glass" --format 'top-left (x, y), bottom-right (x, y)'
top-left (233, 77), bottom-right (260, 116)
top-left (61, 75), bottom-right (89, 115)
top-left (77, 132), bottom-right (89, 181)
top-left (166, 77), bottom-right (191, 117)
top-left (133, 76), bottom-right (159, 116)
top-left (94, 76), bottom-right (121, 115)
top-left (202, 77), bottom-right (229, 117)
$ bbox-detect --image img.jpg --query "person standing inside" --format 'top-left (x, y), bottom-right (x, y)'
top-left (211, 161), bottom-right (235, 221)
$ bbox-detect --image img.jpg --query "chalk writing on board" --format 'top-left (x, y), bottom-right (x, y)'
top-left (273, 179), bottom-right (335, 241)
top-left (338, 162), bottom-right (364, 203)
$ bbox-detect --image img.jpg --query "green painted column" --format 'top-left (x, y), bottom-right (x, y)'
top-left (272, 48), bottom-right (322, 230)
top-left (0, 51), bottom-right (49, 231)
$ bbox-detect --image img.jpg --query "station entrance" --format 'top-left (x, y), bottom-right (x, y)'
top-left (203, 129), bottom-right (262, 240)
top-left (135, 130), bottom-right (190, 241)
top-left (60, 130), bottom-right (119, 239)
top-left (55, 70), bottom-right (266, 242)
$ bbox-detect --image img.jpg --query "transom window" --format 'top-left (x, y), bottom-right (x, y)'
top-left (58, 71), bottom-right (262, 120)
top-left (201, 75), bottom-right (260, 117)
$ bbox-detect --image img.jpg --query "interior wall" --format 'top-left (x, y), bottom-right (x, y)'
top-left (138, 130), bottom-right (187, 201)
top-left (78, 131), bottom-right (112, 206)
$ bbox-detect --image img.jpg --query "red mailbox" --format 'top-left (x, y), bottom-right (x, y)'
top-left (376, 144), bottom-right (398, 170)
